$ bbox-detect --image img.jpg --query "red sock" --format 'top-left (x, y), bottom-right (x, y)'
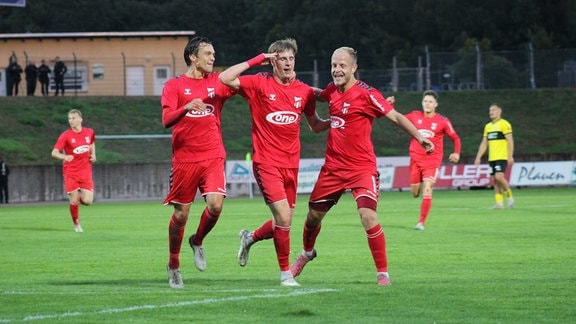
top-left (366, 224), bottom-right (387, 273)
top-left (419, 195), bottom-right (432, 223)
top-left (192, 207), bottom-right (220, 245)
top-left (273, 224), bottom-right (291, 271)
top-left (303, 223), bottom-right (321, 252)
top-left (69, 203), bottom-right (79, 225)
top-left (252, 219), bottom-right (274, 242)
top-left (168, 214), bottom-right (187, 269)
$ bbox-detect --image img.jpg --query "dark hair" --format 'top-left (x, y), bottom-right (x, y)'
top-left (184, 36), bottom-right (212, 66)
top-left (423, 90), bottom-right (438, 101)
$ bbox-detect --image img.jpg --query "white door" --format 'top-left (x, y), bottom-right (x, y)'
top-left (0, 69), bottom-right (6, 96)
top-left (153, 66), bottom-right (170, 96)
top-left (126, 66), bottom-right (145, 96)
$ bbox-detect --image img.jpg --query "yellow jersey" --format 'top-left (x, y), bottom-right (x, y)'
top-left (483, 118), bottom-right (512, 161)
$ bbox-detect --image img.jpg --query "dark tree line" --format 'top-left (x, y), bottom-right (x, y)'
top-left (1, 0), bottom-right (575, 69)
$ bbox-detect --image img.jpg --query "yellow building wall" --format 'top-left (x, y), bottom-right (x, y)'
top-left (1, 35), bottom-right (192, 96)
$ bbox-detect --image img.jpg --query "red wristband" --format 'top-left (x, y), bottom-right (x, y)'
top-left (246, 54), bottom-right (267, 68)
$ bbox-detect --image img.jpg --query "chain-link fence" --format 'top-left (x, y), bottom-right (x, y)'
top-left (298, 46), bottom-right (576, 92)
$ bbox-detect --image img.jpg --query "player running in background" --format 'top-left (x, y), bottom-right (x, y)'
top-left (474, 104), bottom-right (515, 209)
top-left (51, 109), bottom-right (96, 233)
top-left (219, 38), bottom-right (329, 287)
top-left (290, 47), bottom-right (434, 286)
top-left (404, 90), bottom-right (461, 230)
top-left (161, 36), bottom-right (237, 289)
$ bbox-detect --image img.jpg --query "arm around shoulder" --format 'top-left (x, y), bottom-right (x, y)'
top-left (306, 113), bottom-right (330, 133)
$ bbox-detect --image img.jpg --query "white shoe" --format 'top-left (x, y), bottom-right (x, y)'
top-left (167, 265), bottom-right (184, 289)
top-left (414, 222), bottom-right (424, 230)
top-left (280, 271), bottom-right (300, 287)
top-left (237, 229), bottom-right (254, 267)
top-left (188, 234), bottom-right (206, 271)
top-left (492, 203), bottom-right (504, 209)
top-left (507, 197), bottom-right (515, 208)
top-left (74, 224), bottom-right (83, 233)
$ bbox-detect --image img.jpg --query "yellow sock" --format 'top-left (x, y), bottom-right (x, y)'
top-left (504, 189), bottom-right (513, 199)
top-left (495, 193), bottom-right (503, 204)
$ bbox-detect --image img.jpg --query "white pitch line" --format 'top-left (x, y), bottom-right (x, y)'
top-left (2, 288), bottom-right (282, 296)
top-left (1, 288), bottom-right (337, 322)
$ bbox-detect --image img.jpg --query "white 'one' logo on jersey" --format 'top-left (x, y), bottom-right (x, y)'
top-left (418, 129), bottom-right (435, 138)
top-left (73, 145), bottom-right (91, 154)
top-left (186, 104), bottom-right (216, 118)
top-left (330, 116), bottom-right (345, 129)
top-left (266, 111), bottom-right (298, 125)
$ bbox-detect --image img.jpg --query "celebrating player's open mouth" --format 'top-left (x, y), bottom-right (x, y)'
top-left (332, 73), bottom-right (345, 85)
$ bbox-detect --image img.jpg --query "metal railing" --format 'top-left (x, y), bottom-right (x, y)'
top-left (298, 45), bottom-right (576, 92)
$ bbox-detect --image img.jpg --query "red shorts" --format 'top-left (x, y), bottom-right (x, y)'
top-left (163, 158), bottom-right (226, 205)
top-left (63, 172), bottom-right (94, 194)
top-left (309, 165), bottom-right (380, 205)
top-left (409, 158), bottom-right (438, 185)
top-left (253, 162), bottom-right (298, 208)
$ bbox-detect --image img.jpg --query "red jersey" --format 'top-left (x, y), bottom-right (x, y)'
top-left (320, 81), bottom-right (394, 171)
top-left (161, 73), bottom-right (236, 163)
top-left (405, 110), bottom-right (461, 164)
top-left (53, 127), bottom-right (95, 175)
top-left (238, 72), bottom-right (316, 168)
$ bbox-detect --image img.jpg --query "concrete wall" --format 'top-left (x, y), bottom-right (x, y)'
top-left (4, 163), bottom-right (259, 204)
top-left (6, 163), bottom-right (171, 203)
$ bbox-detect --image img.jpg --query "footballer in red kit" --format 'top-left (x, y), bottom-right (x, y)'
top-left (405, 90), bottom-right (461, 230)
top-left (219, 38), bottom-right (329, 287)
top-left (51, 109), bottom-right (96, 233)
top-left (291, 47), bottom-right (434, 286)
top-left (238, 72), bottom-right (316, 169)
top-left (162, 36), bottom-right (237, 289)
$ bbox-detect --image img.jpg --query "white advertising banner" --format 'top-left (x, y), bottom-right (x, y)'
top-left (377, 166), bottom-right (396, 190)
top-left (376, 156), bottom-right (410, 167)
top-left (227, 159), bottom-right (576, 190)
top-left (509, 161), bottom-right (575, 186)
top-left (226, 160), bottom-right (254, 184)
top-left (227, 158), bottom-right (404, 192)
top-left (297, 158), bottom-right (325, 193)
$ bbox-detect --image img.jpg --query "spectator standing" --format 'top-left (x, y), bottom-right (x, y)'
top-left (474, 104), bottom-right (515, 209)
top-left (404, 90), bottom-right (461, 230)
top-left (219, 38), bottom-right (329, 287)
top-left (53, 57), bottom-right (67, 96)
top-left (289, 47), bottom-right (433, 286)
top-left (38, 59), bottom-right (51, 96)
top-left (0, 156), bottom-right (9, 204)
top-left (51, 109), bottom-right (96, 232)
top-left (7, 57), bottom-right (23, 96)
top-left (25, 60), bottom-right (38, 96)
top-left (161, 36), bottom-right (237, 289)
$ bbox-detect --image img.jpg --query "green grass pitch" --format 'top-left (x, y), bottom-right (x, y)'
top-left (0, 187), bottom-right (574, 323)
